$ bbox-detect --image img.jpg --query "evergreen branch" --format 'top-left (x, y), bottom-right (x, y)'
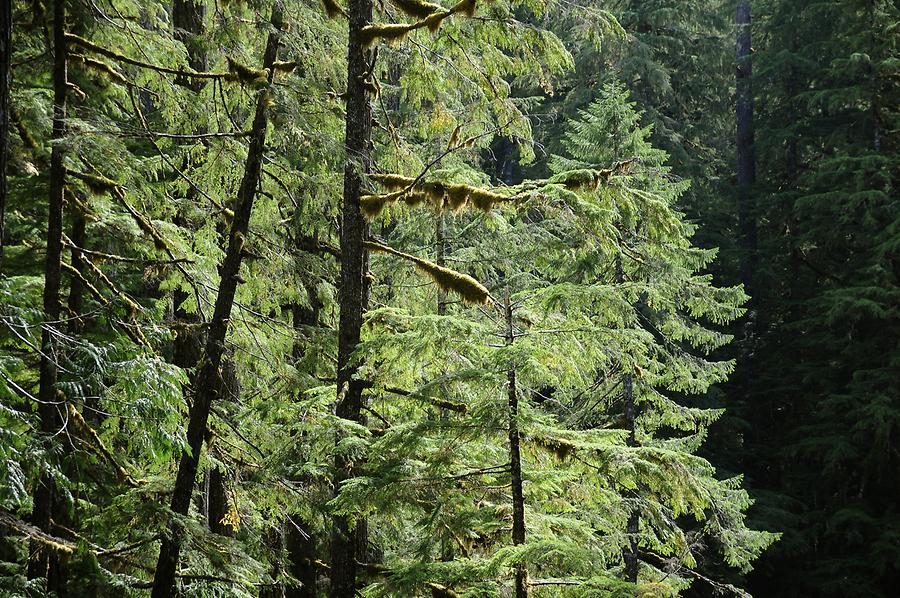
top-left (364, 240), bottom-right (491, 304)
top-left (62, 236), bottom-right (193, 265)
top-left (64, 33), bottom-right (230, 79)
top-left (66, 403), bottom-right (143, 487)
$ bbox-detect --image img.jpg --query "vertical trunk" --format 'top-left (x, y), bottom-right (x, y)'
top-left (329, 0), bottom-right (373, 592)
top-left (285, 521), bottom-right (318, 598)
top-left (736, 0), bottom-right (757, 292)
top-left (504, 290), bottom-right (527, 598)
top-left (0, 0), bottom-right (10, 270)
top-left (617, 254), bottom-right (639, 582)
top-left (622, 370), bottom-right (639, 583)
top-left (151, 6), bottom-right (283, 596)
top-left (170, 0), bottom-right (207, 371)
top-left (28, 0), bottom-right (67, 590)
top-left (173, 0), bottom-right (208, 82)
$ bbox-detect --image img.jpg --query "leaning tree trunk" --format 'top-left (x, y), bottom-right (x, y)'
top-left (0, 0), bottom-right (10, 270)
top-left (736, 0), bottom-right (757, 293)
top-left (504, 290), bottom-right (527, 598)
top-left (329, 0), bottom-right (374, 593)
top-left (151, 4), bottom-right (283, 596)
top-left (27, 0), bottom-right (67, 591)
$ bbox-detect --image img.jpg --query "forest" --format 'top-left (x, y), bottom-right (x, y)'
top-left (0, 0), bottom-right (897, 596)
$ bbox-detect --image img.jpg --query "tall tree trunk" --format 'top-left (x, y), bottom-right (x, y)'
top-left (329, 0), bottom-right (373, 592)
top-left (151, 5), bottom-right (283, 596)
top-left (171, 0), bottom-right (233, 542)
top-left (504, 290), bottom-right (527, 598)
top-left (736, 0), bottom-right (757, 293)
top-left (616, 254), bottom-right (639, 583)
top-left (0, 0), bottom-right (10, 271)
top-left (170, 0), bottom-right (207, 372)
top-left (28, 0), bottom-right (67, 590)
top-left (623, 372), bottom-right (639, 583)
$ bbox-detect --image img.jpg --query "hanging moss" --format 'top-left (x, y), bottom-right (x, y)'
top-left (70, 53), bottom-right (129, 86)
top-left (465, 186), bottom-right (510, 211)
top-left (321, 0), bottom-right (347, 18)
top-left (360, 194), bottom-right (391, 218)
top-left (426, 582), bottom-right (461, 598)
top-left (226, 56), bottom-right (268, 86)
top-left (549, 168), bottom-right (602, 190)
top-left (272, 60), bottom-right (300, 74)
top-left (531, 435), bottom-right (579, 461)
top-left (423, 11), bottom-right (447, 32)
top-left (364, 174), bottom-right (517, 217)
top-left (422, 181), bottom-right (446, 205)
top-left (444, 184), bottom-right (469, 211)
top-left (431, 397), bottom-right (467, 413)
top-left (452, 0), bottom-right (477, 17)
top-left (364, 240), bottom-right (490, 304)
top-left (74, 172), bottom-right (120, 195)
top-left (371, 173), bottom-right (415, 190)
top-left (360, 23), bottom-right (417, 48)
top-left (403, 191), bottom-right (428, 207)
top-left (392, 0), bottom-right (445, 19)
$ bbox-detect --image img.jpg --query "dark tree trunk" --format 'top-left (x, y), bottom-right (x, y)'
top-left (736, 0), bottom-right (757, 292)
top-left (151, 5), bottom-right (283, 596)
top-left (329, 0), bottom-right (373, 592)
top-left (504, 290), bottom-right (527, 598)
top-left (617, 254), bottom-right (639, 583)
top-left (172, 0), bottom-right (207, 82)
top-left (28, 0), bottom-right (67, 591)
top-left (170, 0), bottom-right (207, 372)
top-left (286, 520), bottom-right (318, 598)
top-left (623, 369), bottom-right (639, 583)
top-left (0, 0), bottom-right (10, 270)
top-left (207, 359), bottom-right (238, 536)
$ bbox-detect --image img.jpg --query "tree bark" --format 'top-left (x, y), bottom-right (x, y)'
top-left (28, 0), bottom-right (67, 591)
top-left (151, 5), bottom-right (283, 596)
top-left (505, 290), bottom-right (527, 598)
top-left (736, 0), bottom-right (757, 292)
top-left (0, 0), bottom-right (10, 270)
top-left (329, 0), bottom-right (373, 592)
top-left (623, 369), bottom-right (639, 583)
top-left (617, 254), bottom-right (639, 583)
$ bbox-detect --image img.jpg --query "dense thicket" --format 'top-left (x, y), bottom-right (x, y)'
top-left (0, 0), bottom-right (896, 597)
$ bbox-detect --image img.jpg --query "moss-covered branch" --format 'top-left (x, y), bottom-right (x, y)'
top-left (364, 240), bottom-right (490, 304)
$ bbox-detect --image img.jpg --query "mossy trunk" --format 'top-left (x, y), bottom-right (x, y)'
top-left (151, 5), bottom-right (283, 596)
top-left (329, 0), bottom-right (373, 592)
top-left (28, 0), bottom-right (67, 591)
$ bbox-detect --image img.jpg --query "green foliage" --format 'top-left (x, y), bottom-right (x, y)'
top-left (0, 0), bottom-right (775, 595)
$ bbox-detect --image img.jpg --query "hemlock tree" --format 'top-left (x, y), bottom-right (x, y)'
top-left (0, 0), bottom-right (778, 596)
top-left (325, 81), bottom-right (774, 596)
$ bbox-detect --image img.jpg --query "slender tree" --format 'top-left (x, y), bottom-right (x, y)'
top-left (151, 4), bottom-right (285, 595)
top-left (329, 0), bottom-right (374, 591)
top-left (27, 0), bottom-right (67, 590)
